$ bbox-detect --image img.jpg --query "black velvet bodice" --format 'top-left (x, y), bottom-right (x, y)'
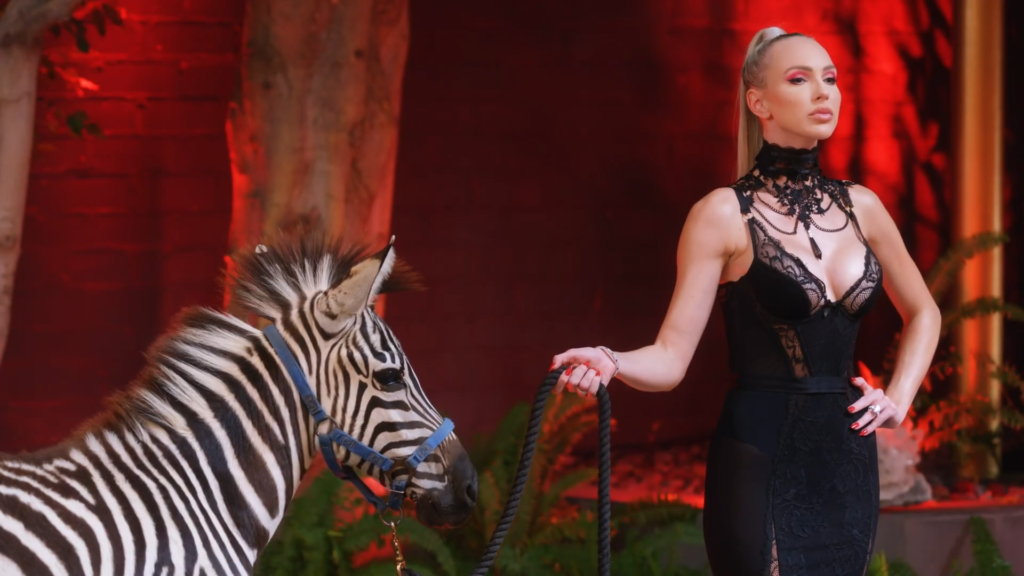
top-left (720, 143), bottom-right (884, 379)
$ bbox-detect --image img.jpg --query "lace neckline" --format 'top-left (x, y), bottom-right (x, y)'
top-left (746, 141), bottom-right (851, 260)
top-left (754, 141), bottom-right (821, 181)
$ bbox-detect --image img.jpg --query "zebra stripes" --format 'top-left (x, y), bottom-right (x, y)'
top-left (0, 237), bottom-right (474, 575)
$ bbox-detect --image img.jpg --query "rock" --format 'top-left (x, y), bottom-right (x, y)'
top-left (876, 425), bottom-right (930, 506)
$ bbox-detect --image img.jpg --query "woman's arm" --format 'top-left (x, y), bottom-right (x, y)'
top-left (553, 188), bottom-right (744, 396)
top-left (847, 185), bottom-right (942, 432)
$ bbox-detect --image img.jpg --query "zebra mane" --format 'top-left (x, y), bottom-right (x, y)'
top-left (69, 234), bottom-right (422, 441)
top-left (230, 234), bottom-right (423, 320)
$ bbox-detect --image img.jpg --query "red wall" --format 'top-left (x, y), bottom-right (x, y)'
top-left (1, 0), bottom-right (958, 452)
top-left (0, 0), bottom-right (241, 449)
top-left (385, 0), bottom-right (944, 447)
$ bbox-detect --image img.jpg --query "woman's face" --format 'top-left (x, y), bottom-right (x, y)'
top-left (748, 36), bottom-right (841, 146)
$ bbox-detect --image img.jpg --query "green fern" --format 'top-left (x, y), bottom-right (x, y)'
top-left (866, 230), bottom-right (1024, 461)
top-left (258, 395), bottom-right (706, 574)
top-left (868, 551), bottom-right (918, 576)
top-left (255, 471), bottom-right (345, 575)
top-left (967, 516), bottom-right (1013, 575)
top-left (940, 297), bottom-right (1024, 336)
top-left (924, 232), bottom-right (1009, 302)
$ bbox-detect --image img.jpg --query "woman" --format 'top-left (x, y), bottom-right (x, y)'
top-left (551, 27), bottom-right (941, 575)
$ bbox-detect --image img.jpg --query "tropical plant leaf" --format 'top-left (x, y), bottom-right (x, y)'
top-left (537, 467), bottom-right (597, 521)
top-left (530, 510), bottom-right (596, 545)
top-left (925, 232), bottom-right (1009, 301)
top-left (381, 518), bottom-right (459, 576)
top-left (255, 471), bottom-right (343, 575)
top-left (968, 516), bottom-right (1013, 575)
top-left (941, 298), bottom-right (1024, 335)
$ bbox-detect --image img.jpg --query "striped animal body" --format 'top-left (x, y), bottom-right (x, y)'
top-left (0, 237), bottom-right (478, 575)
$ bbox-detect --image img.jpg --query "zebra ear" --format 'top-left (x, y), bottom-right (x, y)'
top-left (315, 237), bottom-right (396, 330)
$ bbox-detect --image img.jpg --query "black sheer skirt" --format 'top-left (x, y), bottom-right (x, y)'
top-left (703, 386), bottom-right (879, 576)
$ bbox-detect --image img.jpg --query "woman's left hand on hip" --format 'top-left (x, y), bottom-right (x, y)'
top-left (847, 377), bottom-right (901, 435)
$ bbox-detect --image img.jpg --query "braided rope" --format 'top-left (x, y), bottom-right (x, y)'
top-left (469, 367), bottom-right (612, 576)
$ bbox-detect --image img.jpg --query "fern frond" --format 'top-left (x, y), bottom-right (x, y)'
top-left (925, 232), bottom-right (1009, 301)
top-left (968, 516), bottom-right (1013, 575)
top-left (254, 470), bottom-right (343, 575)
top-left (530, 513), bottom-right (596, 546)
top-left (941, 298), bottom-right (1024, 336)
top-left (384, 518), bottom-right (459, 576)
top-left (538, 467), bottom-right (598, 521)
top-left (613, 498), bottom-right (701, 531)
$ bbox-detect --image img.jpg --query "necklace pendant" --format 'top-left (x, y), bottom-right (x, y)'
top-left (809, 235), bottom-right (823, 260)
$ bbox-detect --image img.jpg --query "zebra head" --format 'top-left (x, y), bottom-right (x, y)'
top-left (234, 236), bottom-right (478, 528)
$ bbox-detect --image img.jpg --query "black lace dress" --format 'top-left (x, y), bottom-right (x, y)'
top-left (703, 143), bottom-right (884, 575)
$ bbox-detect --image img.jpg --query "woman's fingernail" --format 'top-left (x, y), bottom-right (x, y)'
top-left (596, 371), bottom-right (601, 376)
top-left (851, 423), bottom-right (860, 430)
top-left (848, 406), bottom-right (855, 413)
top-left (566, 367), bottom-right (572, 376)
top-left (859, 430), bottom-right (868, 436)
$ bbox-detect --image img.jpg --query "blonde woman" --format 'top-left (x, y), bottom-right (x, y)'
top-left (550, 27), bottom-right (941, 574)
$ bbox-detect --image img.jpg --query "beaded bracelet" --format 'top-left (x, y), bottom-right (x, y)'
top-left (596, 346), bottom-right (620, 379)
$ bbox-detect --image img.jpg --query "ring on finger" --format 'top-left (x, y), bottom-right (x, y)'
top-left (868, 404), bottom-right (882, 415)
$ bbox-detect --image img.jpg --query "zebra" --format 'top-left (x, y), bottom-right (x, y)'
top-left (0, 235), bottom-right (478, 575)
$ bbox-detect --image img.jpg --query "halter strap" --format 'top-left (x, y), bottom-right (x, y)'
top-left (263, 324), bottom-right (454, 512)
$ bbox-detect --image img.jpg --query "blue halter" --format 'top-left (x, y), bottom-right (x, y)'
top-left (263, 324), bottom-right (455, 513)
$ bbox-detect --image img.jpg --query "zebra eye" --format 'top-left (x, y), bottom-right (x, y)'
top-left (373, 367), bottom-right (405, 388)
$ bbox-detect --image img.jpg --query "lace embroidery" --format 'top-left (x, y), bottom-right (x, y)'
top-left (713, 142), bottom-right (883, 576)
top-left (732, 143), bottom-right (883, 320)
top-left (771, 393), bottom-right (878, 574)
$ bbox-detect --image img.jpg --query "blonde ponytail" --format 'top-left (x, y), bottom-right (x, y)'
top-left (736, 27), bottom-right (804, 178)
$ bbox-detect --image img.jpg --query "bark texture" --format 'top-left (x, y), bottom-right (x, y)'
top-left (225, 0), bottom-right (409, 316)
top-left (0, 0), bottom-right (84, 367)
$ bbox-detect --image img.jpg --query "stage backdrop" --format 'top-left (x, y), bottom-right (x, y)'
top-left (3, 0), bottom-right (1013, 456)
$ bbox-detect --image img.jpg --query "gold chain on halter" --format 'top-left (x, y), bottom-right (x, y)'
top-left (387, 520), bottom-right (407, 575)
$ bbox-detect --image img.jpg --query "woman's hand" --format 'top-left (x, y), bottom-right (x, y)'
top-left (847, 377), bottom-right (903, 435)
top-left (550, 347), bottom-right (617, 399)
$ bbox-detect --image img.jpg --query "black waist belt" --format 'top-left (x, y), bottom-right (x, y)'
top-left (737, 375), bottom-right (850, 394)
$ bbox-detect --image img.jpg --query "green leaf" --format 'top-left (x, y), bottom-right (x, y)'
top-left (254, 471), bottom-right (344, 575)
top-left (941, 298), bottom-right (1024, 335)
top-left (968, 516), bottom-right (1013, 575)
top-left (387, 518), bottom-right (459, 576)
top-left (867, 551), bottom-right (890, 576)
top-left (66, 110), bottom-right (88, 137)
top-left (537, 467), bottom-right (597, 521)
top-left (925, 232), bottom-right (1009, 301)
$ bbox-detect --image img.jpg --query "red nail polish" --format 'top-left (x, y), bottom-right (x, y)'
top-left (848, 406), bottom-right (855, 413)
top-left (566, 367), bottom-right (572, 376)
top-left (851, 423), bottom-right (860, 430)
top-left (859, 430), bottom-right (868, 436)
top-left (596, 371), bottom-right (601, 376)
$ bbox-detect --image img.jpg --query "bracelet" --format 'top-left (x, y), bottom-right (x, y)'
top-left (596, 346), bottom-right (620, 378)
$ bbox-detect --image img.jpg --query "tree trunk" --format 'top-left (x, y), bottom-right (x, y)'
top-left (224, 0), bottom-right (409, 318)
top-left (0, 0), bottom-right (84, 367)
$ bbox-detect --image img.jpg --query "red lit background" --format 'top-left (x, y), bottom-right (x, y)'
top-left (1, 0), bottom-right (1021, 475)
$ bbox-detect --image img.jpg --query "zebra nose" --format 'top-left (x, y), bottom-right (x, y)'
top-left (453, 450), bottom-right (478, 507)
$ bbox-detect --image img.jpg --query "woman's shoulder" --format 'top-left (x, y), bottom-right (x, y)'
top-left (844, 182), bottom-right (885, 212)
top-left (690, 187), bottom-right (744, 221)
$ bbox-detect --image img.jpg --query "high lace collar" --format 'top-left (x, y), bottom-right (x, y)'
top-left (754, 141), bottom-right (821, 181)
